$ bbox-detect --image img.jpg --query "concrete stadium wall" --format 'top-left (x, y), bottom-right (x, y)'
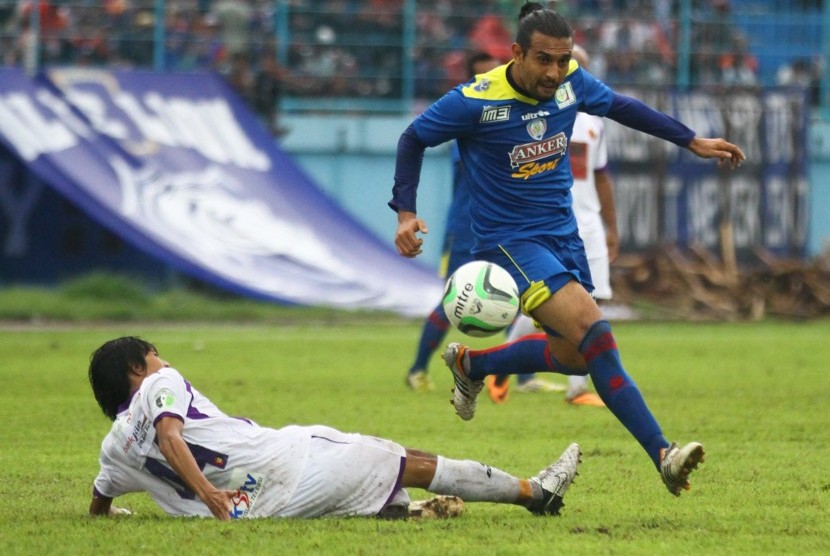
top-left (808, 119), bottom-right (830, 256)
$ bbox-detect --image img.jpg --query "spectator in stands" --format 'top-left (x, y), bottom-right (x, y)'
top-left (690, 0), bottom-right (733, 87)
top-left (210, 0), bottom-right (253, 58)
top-left (252, 44), bottom-right (290, 136)
top-left (776, 56), bottom-right (820, 105)
top-left (719, 33), bottom-right (758, 88)
top-left (117, 9), bottom-right (155, 68)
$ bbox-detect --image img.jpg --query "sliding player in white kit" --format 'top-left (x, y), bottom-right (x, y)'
top-left (88, 337), bottom-right (581, 520)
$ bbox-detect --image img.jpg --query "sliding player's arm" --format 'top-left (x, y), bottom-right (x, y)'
top-left (155, 415), bottom-right (236, 521)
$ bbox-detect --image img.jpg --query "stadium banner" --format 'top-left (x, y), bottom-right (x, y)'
top-left (607, 87), bottom-right (809, 261)
top-left (0, 67), bottom-right (442, 316)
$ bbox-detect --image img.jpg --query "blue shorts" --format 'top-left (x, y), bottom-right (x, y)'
top-left (474, 231), bottom-right (594, 315)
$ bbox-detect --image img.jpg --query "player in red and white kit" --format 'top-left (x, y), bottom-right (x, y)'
top-left (88, 336), bottom-right (581, 519)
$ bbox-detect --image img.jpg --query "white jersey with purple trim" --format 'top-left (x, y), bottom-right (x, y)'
top-left (93, 368), bottom-right (406, 518)
top-left (93, 367), bottom-right (311, 518)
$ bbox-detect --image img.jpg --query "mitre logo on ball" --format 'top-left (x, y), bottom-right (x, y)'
top-left (442, 261), bottom-right (519, 337)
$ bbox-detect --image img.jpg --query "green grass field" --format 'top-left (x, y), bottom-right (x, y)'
top-left (1, 318), bottom-right (828, 555)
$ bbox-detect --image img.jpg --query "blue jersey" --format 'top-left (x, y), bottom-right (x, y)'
top-left (411, 61), bottom-right (614, 249)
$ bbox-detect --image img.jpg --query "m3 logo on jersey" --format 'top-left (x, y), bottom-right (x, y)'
top-left (480, 105), bottom-right (510, 123)
top-left (555, 82), bottom-right (576, 109)
top-left (526, 118), bottom-right (547, 141)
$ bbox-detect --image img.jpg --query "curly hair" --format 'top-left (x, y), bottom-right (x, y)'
top-left (88, 336), bottom-right (155, 421)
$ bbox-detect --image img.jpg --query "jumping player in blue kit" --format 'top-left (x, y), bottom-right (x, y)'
top-left (390, 3), bottom-right (745, 496)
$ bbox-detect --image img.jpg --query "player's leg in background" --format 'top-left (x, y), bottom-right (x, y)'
top-left (406, 237), bottom-right (473, 392)
top-left (486, 314), bottom-right (566, 402)
top-left (406, 303), bottom-right (450, 391)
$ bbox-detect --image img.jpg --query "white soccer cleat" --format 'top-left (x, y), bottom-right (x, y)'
top-left (660, 441), bottom-right (705, 496)
top-left (528, 443), bottom-right (582, 516)
top-left (442, 343), bottom-right (484, 421)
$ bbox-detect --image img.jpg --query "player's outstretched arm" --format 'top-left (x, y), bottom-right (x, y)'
top-left (395, 210), bottom-right (428, 258)
top-left (89, 494), bottom-right (131, 516)
top-left (686, 137), bottom-right (746, 169)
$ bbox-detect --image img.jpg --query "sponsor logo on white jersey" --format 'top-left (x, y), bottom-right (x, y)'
top-left (229, 471), bottom-right (265, 519)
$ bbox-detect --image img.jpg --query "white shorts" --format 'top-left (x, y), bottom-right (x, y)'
top-left (579, 223), bottom-right (612, 300)
top-left (277, 425), bottom-right (406, 517)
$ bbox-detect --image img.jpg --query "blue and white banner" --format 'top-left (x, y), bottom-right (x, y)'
top-left (607, 87), bottom-right (809, 260)
top-left (0, 68), bottom-right (441, 316)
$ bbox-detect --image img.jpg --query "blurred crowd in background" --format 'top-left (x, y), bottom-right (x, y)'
top-left (0, 0), bottom-right (823, 128)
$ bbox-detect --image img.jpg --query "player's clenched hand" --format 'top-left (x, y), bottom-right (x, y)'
top-left (687, 137), bottom-right (746, 169)
top-left (201, 487), bottom-right (237, 521)
top-left (395, 210), bottom-right (428, 258)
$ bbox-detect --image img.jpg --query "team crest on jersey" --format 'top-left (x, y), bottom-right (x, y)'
top-left (525, 118), bottom-right (547, 141)
top-left (154, 388), bottom-right (175, 409)
top-left (555, 82), bottom-right (576, 109)
top-left (480, 105), bottom-right (510, 123)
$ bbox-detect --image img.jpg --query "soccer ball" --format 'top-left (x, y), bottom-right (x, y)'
top-left (442, 261), bottom-right (520, 337)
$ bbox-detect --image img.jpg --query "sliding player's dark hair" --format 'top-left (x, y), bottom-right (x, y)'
top-left (516, 2), bottom-right (572, 50)
top-left (89, 336), bottom-right (155, 421)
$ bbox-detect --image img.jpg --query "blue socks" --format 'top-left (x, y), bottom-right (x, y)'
top-left (579, 320), bottom-right (668, 468)
top-left (466, 333), bottom-right (581, 379)
top-left (409, 304), bottom-right (451, 374)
